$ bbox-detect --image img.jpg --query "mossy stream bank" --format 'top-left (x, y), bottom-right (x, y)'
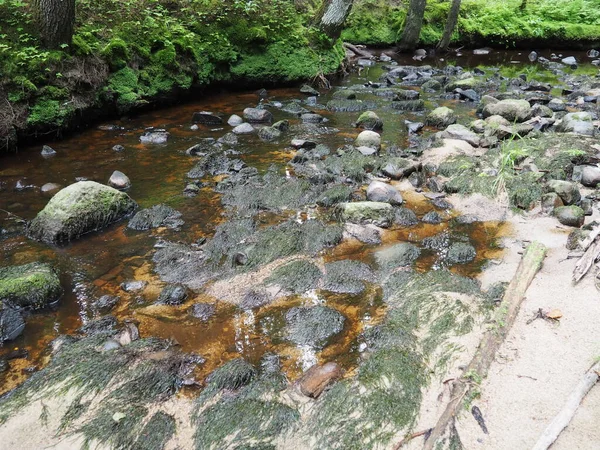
top-left (0, 49), bottom-right (599, 449)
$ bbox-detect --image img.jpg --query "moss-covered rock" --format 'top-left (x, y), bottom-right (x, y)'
top-left (206, 358), bottom-right (257, 390)
top-left (554, 205), bottom-right (585, 227)
top-left (482, 99), bottom-right (532, 122)
top-left (128, 204), bottom-right (183, 230)
top-left (426, 107), bottom-right (457, 129)
top-left (446, 242), bottom-right (477, 265)
top-left (28, 181), bottom-right (137, 244)
top-left (323, 260), bottom-right (376, 294)
top-left (338, 202), bottom-right (394, 228)
top-left (0, 303), bottom-right (25, 342)
top-left (285, 306), bottom-right (345, 348)
top-left (0, 262), bottom-right (62, 309)
top-left (375, 243), bottom-right (421, 270)
top-left (355, 111), bottom-right (383, 131)
top-left (265, 260), bottom-right (322, 294)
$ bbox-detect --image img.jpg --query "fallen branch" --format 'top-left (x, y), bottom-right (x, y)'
top-left (423, 242), bottom-right (547, 450)
top-left (343, 42), bottom-right (372, 59)
top-left (532, 361), bottom-right (600, 450)
top-left (393, 428), bottom-right (432, 450)
top-left (573, 238), bottom-right (600, 283)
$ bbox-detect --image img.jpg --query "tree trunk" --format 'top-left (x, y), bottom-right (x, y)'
top-left (316, 0), bottom-right (354, 40)
top-left (33, 0), bottom-right (76, 49)
top-left (397, 0), bottom-right (427, 52)
top-left (520, 0), bottom-right (528, 11)
top-left (436, 0), bottom-right (461, 52)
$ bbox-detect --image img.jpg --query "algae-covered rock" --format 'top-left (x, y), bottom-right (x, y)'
top-left (375, 243), bottom-right (421, 270)
top-left (316, 185), bottom-right (353, 207)
top-left (157, 284), bottom-right (188, 305)
top-left (446, 242), bottom-right (477, 265)
top-left (323, 260), bottom-right (375, 294)
top-left (128, 204), bottom-right (183, 230)
top-left (27, 181), bottom-right (137, 244)
top-left (0, 303), bottom-right (25, 342)
top-left (285, 305), bottom-right (345, 348)
top-left (426, 107), bottom-right (456, 129)
top-left (0, 262), bottom-right (62, 309)
top-left (355, 111), bottom-right (383, 131)
top-left (554, 205), bottom-right (585, 227)
top-left (258, 126), bottom-right (282, 141)
top-left (482, 99), bottom-right (532, 122)
top-left (206, 357), bottom-right (257, 390)
top-left (394, 207), bottom-right (419, 226)
top-left (546, 180), bottom-right (581, 205)
top-left (338, 202), bottom-right (394, 228)
top-left (265, 260), bottom-right (322, 294)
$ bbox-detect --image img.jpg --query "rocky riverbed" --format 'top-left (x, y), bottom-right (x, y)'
top-left (0, 48), bottom-right (599, 449)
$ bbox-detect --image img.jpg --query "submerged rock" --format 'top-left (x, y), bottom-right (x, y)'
top-left (375, 243), bottom-right (421, 269)
top-left (243, 108), bottom-right (273, 123)
top-left (192, 111), bottom-right (223, 125)
top-left (446, 242), bottom-right (477, 264)
top-left (140, 130), bottom-right (169, 144)
top-left (338, 202), bottom-right (394, 228)
top-left (27, 181), bottom-right (137, 244)
top-left (258, 126), bottom-right (282, 141)
top-left (0, 304), bottom-right (25, 343)
top-left (343, 223), bottom-right (382, 245)
top-left (0, 262), bottom-right (62, 309)
top-left (41, 145), bottom-right (56, 158)
top-left (323, 260), bottom-right (375, 294)
top-left (128, 204), bottom-right (183, 230)
top-left (189, 302), bottom-right (216, 321)
top-left (157, 284), bottom-right (187, 305)
top-left (120, 280), bottom-right (147, 292)
top-left (78, 315), bottom-right (118, 336)
top-left (285, 305), bottom-right (345, 348)
top-left (93, 295), bottom-right (119, 313)
top-left (40, 183), bottom-right (61, 197)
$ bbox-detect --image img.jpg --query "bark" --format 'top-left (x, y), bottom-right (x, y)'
top-left (316, 0), bottom-right (354, 40)
top-left (33, 0), bottom-right (76, 49)
top-left (397, 0), bottom-right (427, 52)
top-left (436, 0), bottom-right (462, 52)
top-left (423, 242), bottom-right (547, 450)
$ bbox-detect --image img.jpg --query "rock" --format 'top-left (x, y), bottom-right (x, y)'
top-left (529, 51), bottom-right (538, 62)
top-left (561, 56), bottom-right (577, 66)
top-left (447, 77), bottom-right (480, 91)
top-left (94, 295), bottom-right (119, 313)
top-left (557, 112), bottom-right (595, 136)
top-left (243, 108), bottom-right (273, 123)
top-left (291, 139), bottom-right (317, 149)
top-left (338, 202), bottom-right (394, 228)
top-left (580, 198), bottom-right (593, 216)
top-left (355, 111), bottom-right (383, 131)
top-left (120, 280), bottom-right (147, 292)
top-left (554, 205), bottom-right (585, 227)
top-left (41, 183), bottom-right (61, 197)
top-left (446, 242), bottom-right (476, 264)
top-left (0, 262), bottom-right (62, 309)
top-left (232, 123), bottom-right (254, 134)
top-left (140, 130), bottom-right (169, 144)
top-left (547, 180), bottom-right (581, 205)
top-left (128, 204), bottom-right (184, 230)
top-left (422, 211), bottom-right (442, 224)
top-left (344, 223), bottom-right (382, 245)
top-left (531, 104), bottom-right (554, 118)
top-left (108, 170), bottom-right (131, 190)
top-left (300, 84), bottom-right (320, 96)
top-left (157, 284), bottom-right (187, 305)
top-left (405, 120), bottom-right (424, 133)
top-left (298, 362), bottom-right (342, 398)
top-left (192, 112), bottom-right (223, 125)
top-left (0, 304), bottom-right (25, 343)
top-left (366, 181), bottom-right (403, 205)
top-left (78, 315), bottom-right (117, 336)
top-left (116, 322), bottom-right (139, 346)
top-left (102, 338), bottom-right (121, 352)
top-left (381, 158), bottom-right (419, 180)
top-left (483, 99), bottom-right (532, 122)
top-left (541, 192), bottom-right (564, 214)
top-left (355, 130), bottom-right (381, 150)
top-left (272, 120), bottom-right (290, 132)
top-left (426, 107), bottom-right (457, 129)
top-left (227, 114), bottom-right (244, 126)
top-left (394, 207), bottom-right (418, 226)
top-left (455, 88), bottom-right (480, 102)
top-left (438, 124), bottom-right (480, 147)
top-left (207, 358), bottom-right (256, 390)
top-left (473, 48), bottom-right (491, 55)
top-left (27, 181), bottom-right (137, 244)
top-left (301, 113), bottom-right (325, 124)
top-left (218, 132), bottom-right (239, 146)
top-left (183, 183), bottom-right (200, 197)
top-left (589, 49), bottom-right (600, 58)
top-left (258, 126), bottom-right (282, 141)
top-left (112, 145), bottom-right (125, 152)
top-left (285, 305), bottom-right (345, 348)
top-left (581, 166), bottom-right (600, 187)
top-left (41, 145), bottom-right (56, 157)
top-left (375, 243), bottom-right (421, 269)
top-left (189, 303), bottom-right (216, 321)
top-left (322, 260), bottom-right (375, 294)
top-left (0, 359), bottom-right (7, 372)
top-left (356, 146), bottom-right (378, 156)
top-left (547, 98), bottom-right (567, 112)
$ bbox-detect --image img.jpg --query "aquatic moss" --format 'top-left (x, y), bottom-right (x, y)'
top-left (0, 262), bottom-right (62, 310)
top-left (323, 260), bottom-right (376, 294)
top-left (316, 185), bottom-right (354, 207)
top-left (206, 358), bottom-right (256, 391)
top-left (265, 260), bottom-right (322, 294)
top-left (132, 412), bottom-right (176, 450)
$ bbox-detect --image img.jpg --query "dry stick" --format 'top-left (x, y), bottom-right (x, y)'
top-left (393, 428), bottom-right (432, 450)
top-left (342, 42), bottom-right (373, 59)
top-left (532, 361), bottom-right (600, 450)
top-left (573, 238), bottom-right (600, 283)
top-left (422, 242), bottom-right (547, 450)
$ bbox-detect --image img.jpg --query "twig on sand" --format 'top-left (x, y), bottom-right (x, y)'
top-left (532, 361), bottom-right (600, 450)
top-left (393, 428), bottom-right (432, 450)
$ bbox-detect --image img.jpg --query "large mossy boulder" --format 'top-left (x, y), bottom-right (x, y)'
top-left (426, 107), bottom-right (456, 129)
top-left (0, 262), bottom-right (62, 309)
top-left (554, 206), bottom-right (585, 227)
top-left (482, 99), bottom-right (532, 122)
top-left (285, 305), bottom-right (345, 348)
top-left (338, 202), bottom-right (394, 228)
top-left (27, 181), bottom-right (137, 244)
top-left (355, 111), bottom-right (383, 131)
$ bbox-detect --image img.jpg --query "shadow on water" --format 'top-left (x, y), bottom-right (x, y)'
top-left (1, 48), bottom-right (591, 395)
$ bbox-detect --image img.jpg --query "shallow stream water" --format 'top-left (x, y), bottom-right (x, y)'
top-left (0, 48), bottom-right (595, 395)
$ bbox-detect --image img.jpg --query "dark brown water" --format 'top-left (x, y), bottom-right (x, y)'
top-left (2, 49), bottom-right (594, 394)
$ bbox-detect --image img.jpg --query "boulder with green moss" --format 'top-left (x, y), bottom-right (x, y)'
top-left (426, 107), bottom-right (456, 129)
top-left (338, 202), bottom-right (394, 228)
top-left (482, 99), bottom-right (532, 122)
top-left (554, 205), bottom-right (585, 227)
top-left (285, 306), bottom-right (345, 348)
top-left (27, 181), bottom-right (137, 244)
top-left (0, 262), bottom-right (62, 309)
top-left (355, 111), bottom-right (383, 131)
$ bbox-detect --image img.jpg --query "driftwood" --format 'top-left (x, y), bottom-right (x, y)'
top-left (532, 361), bottom-right (600, 450)
top-left (422, 242), bottom-right (547, 450)
top-left (573, 224), bottom-right (600, 283)
top-left (343, 42), bottom-right (372, 59)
